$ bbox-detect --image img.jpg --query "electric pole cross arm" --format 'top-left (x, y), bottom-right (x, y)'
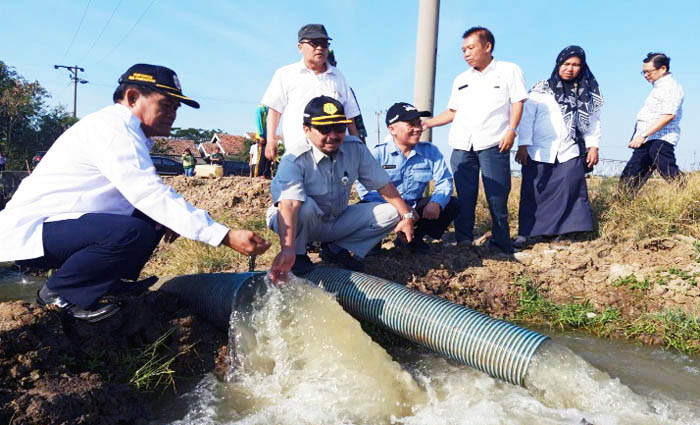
top-left (54, 65), bottom-right (88, 118)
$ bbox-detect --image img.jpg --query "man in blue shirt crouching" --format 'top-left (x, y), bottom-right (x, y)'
top-left (357, 102), bottom-right (458, 253)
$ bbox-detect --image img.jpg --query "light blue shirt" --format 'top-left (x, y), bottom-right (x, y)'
top-left (356, 139), bottom-right (453, 209)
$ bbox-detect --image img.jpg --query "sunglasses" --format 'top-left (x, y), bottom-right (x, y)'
top-left (312, 124), bottom-right (347, 134)
top-left (301, 39), bottom-right (330, 49)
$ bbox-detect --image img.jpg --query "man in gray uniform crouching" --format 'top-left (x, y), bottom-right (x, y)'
top-left (267, 96), bottom-right (415, 282)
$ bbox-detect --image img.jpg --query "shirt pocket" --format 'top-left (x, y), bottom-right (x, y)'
top-left (409, 168), bottom-right (432, 195)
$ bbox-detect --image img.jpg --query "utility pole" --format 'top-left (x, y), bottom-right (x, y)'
top-left (54, 65), bottom-right (88, 118)
top-left (375, 110), bottom-right (386, 145)
top-left (413, 0), bottom-right (440, 141)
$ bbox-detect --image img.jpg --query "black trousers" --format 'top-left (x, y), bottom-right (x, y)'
top-left (413, 196), bottom-right (460, 240)
top-left (620, 139), bottom-right (681, 192)
top-left (17, 211), bottom-right (164, 309)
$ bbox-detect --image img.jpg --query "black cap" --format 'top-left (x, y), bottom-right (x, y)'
top-left (385, 102), bottom-right (431, 126)
top-left (118, 64), bottom-right (200, 109)
top-left (303, 96), bottom-right (353, 126)
top-left (298, 24), bottom-right (331, 42)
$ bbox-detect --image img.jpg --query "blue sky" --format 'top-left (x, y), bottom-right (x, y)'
top-left (2, 0), bottom-right (698, 169)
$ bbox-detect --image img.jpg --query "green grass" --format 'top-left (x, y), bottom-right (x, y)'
top-left (611, 274), bottom-right (653, 291)
top-left (515, 274), bottom-right (700, 355)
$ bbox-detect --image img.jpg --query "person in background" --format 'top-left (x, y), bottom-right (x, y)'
top-left (515, 46), bottom-right (603, 248)
top-left (249, 140), bottom-right (258, 177)
top-left (0, 64), bottom-right (270, 322)
top-left (266, 96), bottom-right (415, 281)
top-left (207, 145), bottom-right (224, 166)
top-left (620, 52), bottom-right (684, 193)
top-left (357, 102), bottom-right (458, 254)
top-left (0, 151), bottom-right (6, 172)
top-left (181, 148), bottom-right (196, 177)
top-left (253, 104), bottom-right (272, 178)
top-left (422, 27), bottom-right (527, 254)
top-left (261, 24), bottom-right (361, 161)
top-left (328, 49), bottom-right (368, 143)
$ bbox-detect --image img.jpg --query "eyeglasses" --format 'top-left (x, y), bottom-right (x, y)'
top-left (641, 68), bottom-right (658, 76)
top-left (301, 39), bottom-right (330, 49)
top-left (312, 123), bottom-right (347, 134)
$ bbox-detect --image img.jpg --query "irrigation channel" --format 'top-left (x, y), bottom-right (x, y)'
top-left (2, 268), bottom-right (700, 424)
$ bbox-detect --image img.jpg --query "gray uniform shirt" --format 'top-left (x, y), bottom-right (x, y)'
top-left (270, 136), bottom-right (391, 222)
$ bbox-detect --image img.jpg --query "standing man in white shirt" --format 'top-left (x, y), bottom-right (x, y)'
top-left (261, 24), bottom-right (361, 161)
top-left (620, 52), bottom-right (684, 193)
top-left (0, 64), bottom-right (270, 322)
top-left (423, 27), bottom-right (527, 254)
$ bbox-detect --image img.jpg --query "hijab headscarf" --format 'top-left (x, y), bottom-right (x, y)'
top-left (532, 45), bottom-right (604, 141)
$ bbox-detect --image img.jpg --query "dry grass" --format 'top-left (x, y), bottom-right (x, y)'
top-left (590, 172), bottom-right (700, 241)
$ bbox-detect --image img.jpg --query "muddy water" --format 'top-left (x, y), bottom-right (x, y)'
top-left (0, 264), bottom-right (45, 302)
top-left (162, 280), bottom-right (700, 425)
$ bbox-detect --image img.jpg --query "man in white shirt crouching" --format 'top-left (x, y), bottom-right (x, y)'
top-left (0, 64), bottom-right (270, 323)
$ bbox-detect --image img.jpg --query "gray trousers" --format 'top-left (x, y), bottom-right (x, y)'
top-left (266, 198), bottom-right (399, 258)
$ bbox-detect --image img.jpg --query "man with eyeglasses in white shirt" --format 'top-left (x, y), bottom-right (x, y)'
top-left (620, 52), bottom-right (684, 192)
top-left (261, 24), bottom-right (361, 162)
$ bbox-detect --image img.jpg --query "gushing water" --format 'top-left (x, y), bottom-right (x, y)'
top-left (167, 277), bottom-right (700, 424)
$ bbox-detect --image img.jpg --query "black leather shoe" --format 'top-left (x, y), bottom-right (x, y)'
top-left (36, 284), bottom-right (119, 323)
top-left (110, 276), bottom-right (159, 296)
top-left (291, 254), bottom-right (315, 275)
top-left (320, 243), bottom-right (364, 272)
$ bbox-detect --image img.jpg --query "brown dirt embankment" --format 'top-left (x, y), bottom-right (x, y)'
top-left (1, 175), bottom-right (698, 424)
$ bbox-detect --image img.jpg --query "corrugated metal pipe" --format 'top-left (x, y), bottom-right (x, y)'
top-left (159, 267), bottom-right (549, 387)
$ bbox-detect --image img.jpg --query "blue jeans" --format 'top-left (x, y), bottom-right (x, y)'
top-left (451, 146), bottom-right (512, 252)
top-left (184, 167), bottom-right (194, 177)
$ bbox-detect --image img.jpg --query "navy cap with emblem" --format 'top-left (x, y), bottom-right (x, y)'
top-left (385, 102), bottom-right (431, 126)
top-left (298, 24), bottom-right (332, 42)
top-left (118, 64), bottom-right (200, 109)
top-left (303, 95), bottom-right (353, 126)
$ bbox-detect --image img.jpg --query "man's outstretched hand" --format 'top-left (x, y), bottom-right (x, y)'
top-left (223, 230), bottom-right (271, 256)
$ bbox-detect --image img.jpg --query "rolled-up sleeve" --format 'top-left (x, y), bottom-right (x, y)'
top-left (270, 155), bottom-right (306, 204)
top-left (518, 91), bottom-right (539, 147)
top-left (583, 108), bottom-right (601, 148)
top-left (95, 126), bottom-right (228, 247)
top-left (427, 147), bottom-right (453, 209)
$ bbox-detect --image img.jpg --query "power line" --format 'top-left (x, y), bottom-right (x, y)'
top-left (95, 0), bottom-right (157, 64)
top-left (61, 0), bottom-right (92, 63)
top-left (79, 0), bottom-right (124, 63)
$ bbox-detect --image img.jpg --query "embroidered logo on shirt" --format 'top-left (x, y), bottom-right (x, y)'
top-left (382, 165), bottom-right (397, 169)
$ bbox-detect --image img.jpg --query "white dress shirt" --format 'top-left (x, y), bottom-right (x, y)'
top-left (249, 143), bottom-right (258, 164)
top-left (518, 85), bottom-right (601, 163)
top-left (446, 59), bottom-right (528, 151)
top-left (0, 103), bottom-right (229, 261)
top-left (634, 73), bottom-right (683, 145)
top-left (261, 60), bottom-right (360, 153)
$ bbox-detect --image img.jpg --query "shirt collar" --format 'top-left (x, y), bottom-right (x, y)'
top-left (653, 72), bottom-right (672, 88)
top-left (310, 141), bottom-right (330, 164)
top-left (296, 59), bottom-right (335, 75)
top-left (469, 57), bottom-right (497, 75)
top-left (114, 103), bottom-right (155, 150)
top-left (389, 138), bottom-right (421, 159)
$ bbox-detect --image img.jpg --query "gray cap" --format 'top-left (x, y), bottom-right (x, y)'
top-left (298, 24), bottom-right (331, 42)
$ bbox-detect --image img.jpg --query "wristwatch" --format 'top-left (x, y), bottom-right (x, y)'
top-left (402, 211), bottom-right (417, 221)
top-left (507, 127), bottom-right (518, 136)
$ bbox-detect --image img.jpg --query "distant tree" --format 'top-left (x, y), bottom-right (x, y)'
top-left (170, 127), bottom-right (221, 143)
top-left (0, 62), bottom-right (48, 166)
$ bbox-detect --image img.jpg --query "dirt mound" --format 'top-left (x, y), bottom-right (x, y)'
top-left (0, 291), bottom-right (227, 425)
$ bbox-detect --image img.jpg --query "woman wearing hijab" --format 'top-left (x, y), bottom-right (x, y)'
top-left (514, 46), bottom-right (603, 247)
